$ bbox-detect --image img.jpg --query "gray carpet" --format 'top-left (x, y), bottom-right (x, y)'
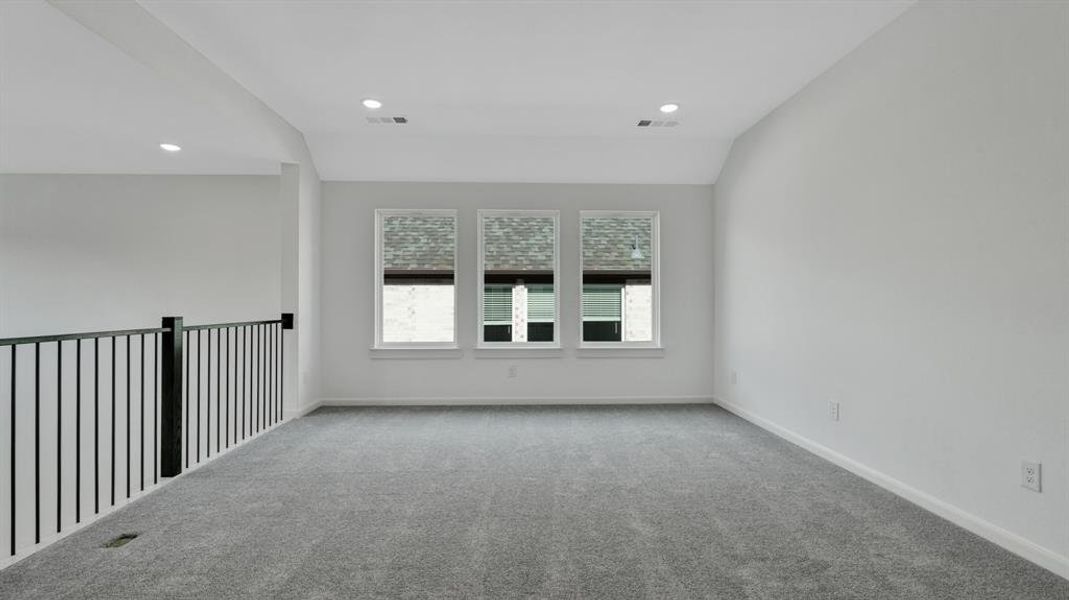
top-left (0, 405), bottom-right (1066, 599)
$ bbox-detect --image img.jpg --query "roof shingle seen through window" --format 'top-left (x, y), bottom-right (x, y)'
top-left (382, 215), bottom-right (455, 271)
top-left (582, 216), bottom-right (652, 272)
top-left (483, 216), bottom-right (555, 272)
top-left (381, 213), bottom-right (652, 273)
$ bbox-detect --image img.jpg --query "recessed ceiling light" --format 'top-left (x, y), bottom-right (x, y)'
top-left (159, 143), bottom-right (181, 152)
top-left (659, 103), bottom-right (679, 114)
top-left (362, 98), bottom-right (383, 110)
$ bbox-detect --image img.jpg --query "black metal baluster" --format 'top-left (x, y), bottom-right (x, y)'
top-left (140, 334), bottom-right (145, 492)
top-left (225, 328), bottom-right (230, 448)
top-left (251, 325), bottom-right (255, 435)
top-left (256, 325), bottom-right (260, 432)
top-left (259, 324), bottom-right (264, 431)
top-left (280, 322), bottom-right (284, 421)
top-left (260, 324), bottom-right (265, 431)
top-left (35, 343), bottom-right (40, 544)
top-left (56, 341), bottom-right (62, 533)
top-left (266, 326), bottom-right (270, 426)
top-left (262, 325), bottom-right (267, 429)
top-left (266, 325), bottom-right (271, 427)
top-left (280, 322), bottom-right (285, 423)
top-left (75, 340), bottom-right (81, 524)
top-left (206, 329), bottom-right (211, 459)
top-left (267, 326), bottom-right (272, 425)
top-left (273, 322), bottom-right (277, 421)
top-left (271, 325), bottom-right (276, 423)
top-left (267, 325), bottom-right (272, 425)
top-left (184, 331), bottom-right (189, 469)
top-left (249, 326), bottom-right (253, 437)
top-left (126, 335), bottom-right (131, 499)
top-left (94, 338), bottom-right (99, 515)
top-left (153, 333), bottom-right (158, 485)
top-left (244, 327), bottom-right (249, 440)
top-left (243, 326), bottom-right (247, 441)
top-left (216, 329), bottom-right (221, 454)
top-left (250, 326), bottom-right (255, 435)
top-left (9, 347), bottom-right (15, 556)
top-left (196, 329), bottom-right (201, 464)
top-left (111, 337), bottom-right (116, 507)
top-left (273, 324), bottom-right (276, 424)
top-left (255, 324), bottom-right (261, 433)
top-left (256, 325), bottom-right (261, 433)
top-left (248, 326), bottom-right (251, 438)
top-left (237, 327), bottom-right (242, 442)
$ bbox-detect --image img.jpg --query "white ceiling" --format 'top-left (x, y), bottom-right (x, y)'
top-left (140, 0), bottom-right (913, 183)
top-left (2, 0), bottom-right (915, 182)
top-left (0, 1), bottom-right (284, 175)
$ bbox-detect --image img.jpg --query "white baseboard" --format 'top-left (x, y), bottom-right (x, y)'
top-left (284, 399), bottom-right (323, 419)
top-left (319, 395), bottom-right (714, 407)
top-left (713, 397), bottom-right (1069, 581)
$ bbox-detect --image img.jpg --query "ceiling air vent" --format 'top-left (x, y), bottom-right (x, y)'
top-left (366, 116), bottom-right (409, 125)
top-left (636, 120), bottom-right (679, 128)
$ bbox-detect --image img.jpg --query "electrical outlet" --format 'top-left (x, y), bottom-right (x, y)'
top-left (829, 401), bottom-right (840, 422)
top-left (1021, 461), bottom-right (1042, 493)
top-left (731, 370), bottom-right (738, 385)
top-left (507, 365), bottom-right (518, 379)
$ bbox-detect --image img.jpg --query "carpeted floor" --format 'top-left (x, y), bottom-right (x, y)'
top-left (0, 405), bottom-right (1066, 599)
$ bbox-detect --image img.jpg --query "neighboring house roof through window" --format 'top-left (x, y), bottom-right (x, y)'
top-left (383, 214), bottom-right (652, 273)
top-left (581, 217), bottom-right (652, 272)
top-left (382, 215), bottom-right (455, 272)
top-left (482, 216), bottom-right (555, 272)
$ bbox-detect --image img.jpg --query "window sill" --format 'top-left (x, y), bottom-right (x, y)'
top-left (576, 346), bottom-right (665, 359)
top-left (369, 347), bottom-right (463, 360)
top-left (473, 346), bottom-right (563, 359)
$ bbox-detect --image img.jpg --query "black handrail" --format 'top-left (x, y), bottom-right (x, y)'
top-left (0, 327), bottom-right (170, 347)
top-left (182, 319), bottom-right (282, 332)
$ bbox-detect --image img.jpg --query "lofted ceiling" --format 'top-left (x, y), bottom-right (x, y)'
top-left (2, 0), bottom-right (915, 183)
top-left (0, 0), bottom-right (285, 175)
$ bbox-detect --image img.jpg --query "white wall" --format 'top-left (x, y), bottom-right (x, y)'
top-left (294, 166), bottom-right (323, 415)
top-left (0, 174), bottom-right (282, 335)
top-left (713, 1), bottom-right (1068, 577)
top-left (321, 182), bottom-right (714, 402)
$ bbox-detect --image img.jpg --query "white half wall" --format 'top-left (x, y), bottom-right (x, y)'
top-left (0, 174), bottom-right (282, 335)
top-left (321, 182), bottom-right (714, 403)
top-left (713, 1), bottom-right (1068, 577)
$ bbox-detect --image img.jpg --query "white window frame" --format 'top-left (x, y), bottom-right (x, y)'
top-left (477, 209), bottom-right (561, 349)
top-left (578, 210), bottom-right (661, 349)
top-left (374, 208), bottom-right (459, 350)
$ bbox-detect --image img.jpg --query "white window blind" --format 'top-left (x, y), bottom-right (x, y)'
top-left (582, 284), bottom-right (622, 321)
top-left (484, 285), bottom-right (512, 325)
top-left (527, 284), bottom-right (555, 323)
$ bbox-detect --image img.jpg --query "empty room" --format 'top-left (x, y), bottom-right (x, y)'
top-left (0, 1), bottom-right (1067, 598)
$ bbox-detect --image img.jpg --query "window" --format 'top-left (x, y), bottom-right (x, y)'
top-left (580, 211), bottom-right (659, 346)
top-left (483, 285), bottom-right (513, 341)
top-left (478, 210), bottom-right (560, 346)
top-left (375, 209), bottom-right (457, 347)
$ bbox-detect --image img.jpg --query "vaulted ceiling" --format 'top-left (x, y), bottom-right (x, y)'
top-left (0, 0), bottom-right (285, 175)
top-left (2, 0), bottom-right (915, 183)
